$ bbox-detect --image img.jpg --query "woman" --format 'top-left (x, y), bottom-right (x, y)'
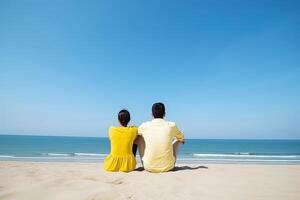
top-left (104, 109), bottom-right (138, 172)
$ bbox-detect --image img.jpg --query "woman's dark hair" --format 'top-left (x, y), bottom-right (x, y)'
top-left (152, 102), bottom-right (165, 118)
top-left (118, 109), bottom-right (130, 126)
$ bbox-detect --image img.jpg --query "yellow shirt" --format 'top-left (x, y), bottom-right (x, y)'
top-left (138, 119), bottom-right (184, 172)
top-left (104, 126), bottom-right (137, 172)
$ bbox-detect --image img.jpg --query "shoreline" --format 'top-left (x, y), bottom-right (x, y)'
top-left (1, 161), bottom-right (300, 200)
top-left (1, 159), bottom-right (300, 165)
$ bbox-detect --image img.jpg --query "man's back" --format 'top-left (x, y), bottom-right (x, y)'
top-left (138, 118), bottom-right (184, 172)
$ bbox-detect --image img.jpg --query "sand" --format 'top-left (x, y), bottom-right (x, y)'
top-left (0, 161), bottom-right (299, 200)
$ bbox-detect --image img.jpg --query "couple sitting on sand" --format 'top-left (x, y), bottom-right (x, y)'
top-left (104, 102), bottom-right (185, 173)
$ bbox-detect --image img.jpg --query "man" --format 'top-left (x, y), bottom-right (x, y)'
top-left (137, 102), bottom-right (185, 172)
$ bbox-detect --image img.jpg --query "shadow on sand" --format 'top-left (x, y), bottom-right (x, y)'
top-left (171, 165), bottom-right (208, 171)
top-left (134, 167), bottom-right (145, 172)
top-left (134, 165), bottom-right (208, 172)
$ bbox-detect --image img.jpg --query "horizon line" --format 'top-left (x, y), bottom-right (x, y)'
top-left (0, 133), bottom-right (299, 140)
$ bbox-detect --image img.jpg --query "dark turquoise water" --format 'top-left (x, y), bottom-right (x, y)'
top-left (1, 135), bottom-right (300, 164)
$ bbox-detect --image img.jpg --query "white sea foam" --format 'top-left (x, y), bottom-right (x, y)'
top-left (74, 153), bottom-right (107, 157)
top-left (192, 153), bottom-right (300, 158)
top-left (0, 156), bottom-right (105, 160)
top-left (0, 155), bottom-right (14, 158)
top-left (179, 158), bottom-right (300, 162)
top-left (46, 153), bottom-right (71, 156)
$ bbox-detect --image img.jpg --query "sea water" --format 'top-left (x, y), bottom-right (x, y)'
top-left (1, 135), bottom-right (300, 164)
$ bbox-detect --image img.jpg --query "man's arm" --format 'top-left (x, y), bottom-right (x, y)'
top-left (135, 123), bottom-right (146, 164)
top-left (173, 124), bottom-right (185, 144)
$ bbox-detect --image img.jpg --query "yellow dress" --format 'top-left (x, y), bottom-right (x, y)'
top-left (104, 126), bottom-right (137, 172)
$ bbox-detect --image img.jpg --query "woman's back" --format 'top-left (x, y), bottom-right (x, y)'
top-left (104, 126), bottom-right (137, 172)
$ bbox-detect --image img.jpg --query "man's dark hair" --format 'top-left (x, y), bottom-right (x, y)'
top-left (118, 109), bottom-right (130, 126)
top-left (152, 102), bottom-right (165, 118)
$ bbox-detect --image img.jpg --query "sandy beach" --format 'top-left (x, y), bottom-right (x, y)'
top-left (0, 161), bottom-right (299, 200)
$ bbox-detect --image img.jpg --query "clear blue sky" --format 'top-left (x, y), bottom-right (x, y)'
top-left (1, 0), bottom-right (299, 139)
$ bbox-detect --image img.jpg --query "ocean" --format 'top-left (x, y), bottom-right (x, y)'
top-left (1, 135), bottom-right (300, 164)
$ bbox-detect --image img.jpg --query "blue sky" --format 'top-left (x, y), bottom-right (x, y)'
top-left (0, 0), bottom-right (299, 139)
